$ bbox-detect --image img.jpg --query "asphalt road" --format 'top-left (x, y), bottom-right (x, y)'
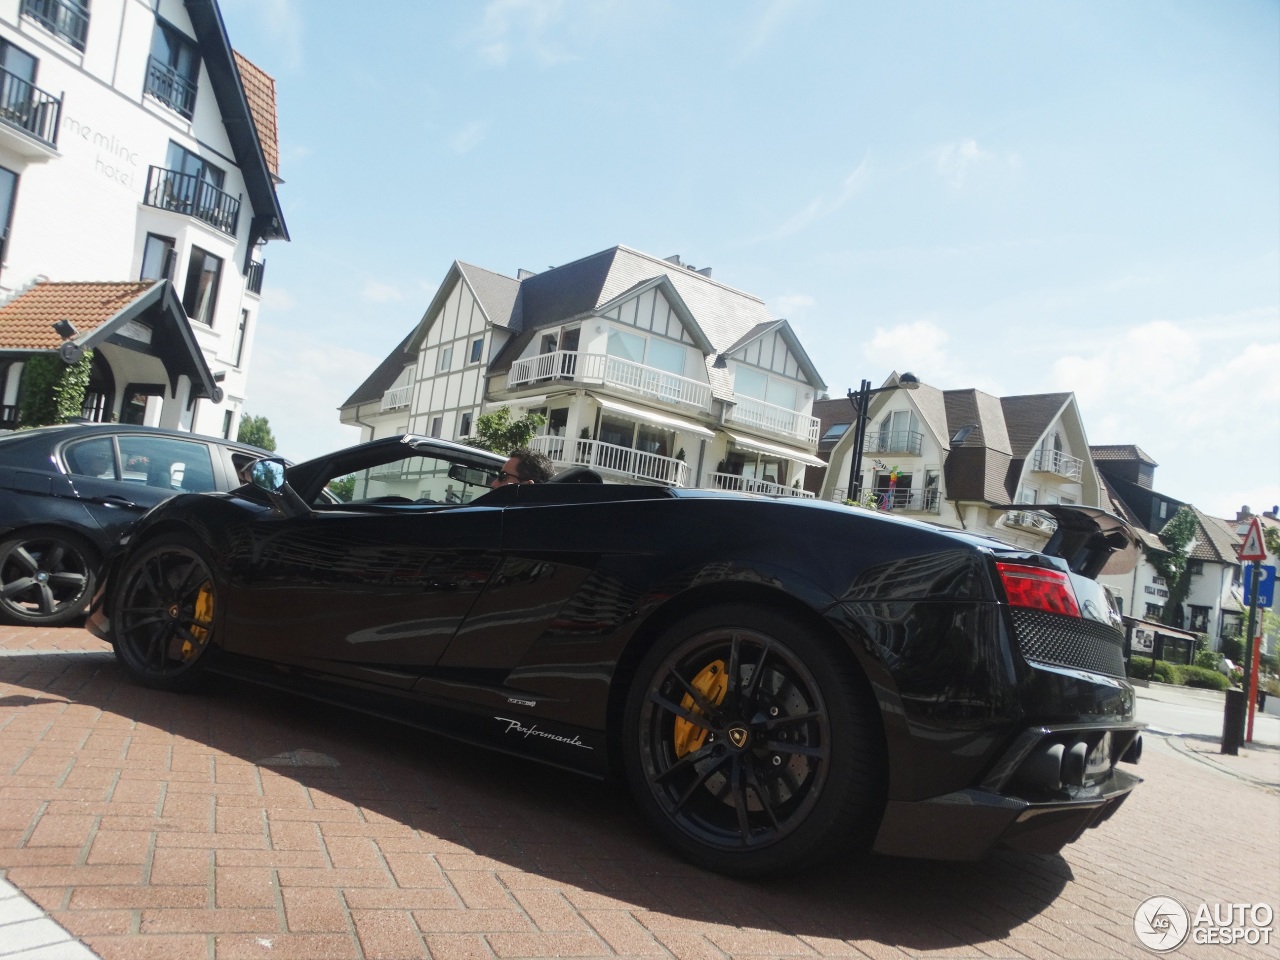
top-left (1135, 681), bottom-right (1280, 746)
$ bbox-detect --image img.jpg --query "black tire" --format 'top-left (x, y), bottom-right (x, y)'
top-left (111, 537), bottom-right (219, 691)
top-left (623, 604), bottom-right (884, 877)
top-left (0, 529), bottom-right (97, 626)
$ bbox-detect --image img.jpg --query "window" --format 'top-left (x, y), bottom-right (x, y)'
top-left (1017, 486), bottom-right (1038, 505)
top-left (821, 423), bottom-right (849, 442)
top-left (0, 165), bottom-right (17, 270)
top-left (458, 412), bottom-right (472, 437)
top-left (65, 437), bottom-right (117, 479)
top-left (152, 142), bottom-right (237, 234)
top-left (606, 329), bottom-right (645, 364)
top-left (1145, 603), bottom-right (1163, 619)
top-left (438, 346), bottom-right (453, 372)
top-left (546, 408), bottom-right (568, 436)
top-left (1186, 560), bottom-right (1204, 576)
top-left (646, 338), bottom-right (686, 377)
top-left (877, 410), bottom-right (920, 453)
top-left (20, 0), bottom-right (90, 52)
top-left (222, 409), bottom-right (234, 440)
top-left (117, 434), bottom-right (215, 492)
top-left (232, 310), bottom-right (249, 367)
top-left (166, 141), bottom-right (224, 190)
top-left (430, 416), bottom-right (442, 438)
top-left (139, 233), bottom-right (176, 280)
top-left (733, 366), bottom-right (767, 400)
top-left (146, 20), bottom-right (198, 117)
top-left (1189, 606), bottom-right (1210, 633)
top-left (469, 338), bottom-right (484, 363)
top-left (119, 383), bottom-right (163, 425)
top-left (181, 246), bottom-right (222, 325)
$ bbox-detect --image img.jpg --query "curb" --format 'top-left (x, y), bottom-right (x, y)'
top-left (1158, 732), bottom-right (1280, 793)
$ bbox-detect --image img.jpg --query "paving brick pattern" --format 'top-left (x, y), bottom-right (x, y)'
top-left (1, 623), bottom-right (1276, 960)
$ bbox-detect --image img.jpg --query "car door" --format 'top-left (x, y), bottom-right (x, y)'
top-left (222, 443), bottom-right (505, 690)
top-left (61, 432), bottom-right (220, 543)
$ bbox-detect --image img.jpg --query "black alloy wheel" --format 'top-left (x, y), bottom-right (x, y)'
top-left (112, 539), bottom-right (218, 691)
top-left (624, 604), bottom-right (884, 877)
top-left (0, 531), bottom-right (96, 626)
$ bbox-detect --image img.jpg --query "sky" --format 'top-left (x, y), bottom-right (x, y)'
top-left (217, 0), bottom-right (1279, 520)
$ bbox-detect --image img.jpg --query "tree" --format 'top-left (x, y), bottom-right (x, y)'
top-left (466, 406), bottom-right (545, 455)
top-left (1151, 506), bottom-right (1198, 627)
top-left (18, 350), bottom-right (94, 428)
top-left (237, 413), bottom-right (277, 452)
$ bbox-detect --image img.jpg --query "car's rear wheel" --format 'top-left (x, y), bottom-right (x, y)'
top-left (0, 530), bottom-right (97, 626)
top-left (112, 538), bottom-right (218, 691)
top-left (623, 604), bottom-right (884, 877)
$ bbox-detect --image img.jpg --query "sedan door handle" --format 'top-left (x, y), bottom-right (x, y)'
top-left (90, 495), bottom-right (139, 509)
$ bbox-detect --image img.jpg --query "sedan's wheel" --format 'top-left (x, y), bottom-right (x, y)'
top-left (624, 605), bottom-right (883, 877)
top-left (112, 539), bottom-right (218, 691)
top-left (0, 531), bottom-right (96, 626)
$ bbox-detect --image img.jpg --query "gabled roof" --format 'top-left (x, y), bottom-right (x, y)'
top-left (1000, 393), bottom-right (1072, 458)
top-left (184, 0), bottom-right (288, 241)
top-left (0, 281), bottom-right (220, 400)
top-left (458, 262), bottom-right (522, 330)
top-left (232, 51), bottom-right (279, 178)
top-left (1090, 444), bottom-right (1158, 466)
top-left (1187, 509), bottom-right (1244, 566)
top-left (721, 319), bottom-right (827, 391)
top-left (597, 276), bottom-right (713, 353)
top-left (340, 330), bottom-right (415, 408)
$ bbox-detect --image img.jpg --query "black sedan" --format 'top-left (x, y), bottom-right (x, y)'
top-left (88, 434), bottom-right (1143, 876)
top-left (0, 423), bottom-right (272, 626)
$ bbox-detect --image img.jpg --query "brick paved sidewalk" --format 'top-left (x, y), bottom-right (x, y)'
top-left (1, 624), bottom-right (1277, 960)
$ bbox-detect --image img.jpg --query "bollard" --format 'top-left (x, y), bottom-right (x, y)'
top-left (1221, 688), bottom-right (1245, 755)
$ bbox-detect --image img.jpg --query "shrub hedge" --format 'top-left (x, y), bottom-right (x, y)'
top-left (1129, 657), bottom-right (1233, 690)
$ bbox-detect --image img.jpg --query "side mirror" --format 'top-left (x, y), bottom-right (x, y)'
top-left (250, 458), bottom-right (310, 518)
top-left (250, 459), bottom-right (287, 493)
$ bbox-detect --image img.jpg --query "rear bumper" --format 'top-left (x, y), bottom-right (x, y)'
top-left (873, 722), bottom-right (1144, 860)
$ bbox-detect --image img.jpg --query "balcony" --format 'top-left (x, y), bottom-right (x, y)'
top-left (144, 56), bottom-right (197, 118)
top-left (875, 488), bottom-right (940, 513)
top-left (0, 67), bottom-right (61, 154)
top-left (530, 435), bottom-right (688, 486)
top-left (1032, 448), bottom-right (1084, 481)
top-left (1005, 510), bottom-right (1055, 533)
top-left (706, 472), bottom-right (815, 499)
top-left (864, 429), bottom-right (923, 456)
top-left (246, 260), bottom-right (265, 296)
top-left (725, 396), bottom-right (820, 445)
top-left (508, 351), bottom-right (711, 411)
top-left (380, 385), bottom-right (412, 412)
top-left (21, 0), bottom-right (88, 51)
top-left (143, 166), bottom-right (240, 235)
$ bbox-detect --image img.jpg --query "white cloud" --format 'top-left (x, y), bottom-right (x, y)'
top-left (451, 121), bottom-right (489, 154)
top-left (934, 138), bottom-right (1020, 188)
top-left (362, 280), bottom-right (403, 304)
top-left (473, 0), bottom-right (573, 66)
top-left (864, 319), bottom-right (952, 380)
top-left (772, 293), bottom-right (815, 318)
top-left (753, 155), bottom-right (870, 242)
top-left (738, 0), bottom-right (804, 60)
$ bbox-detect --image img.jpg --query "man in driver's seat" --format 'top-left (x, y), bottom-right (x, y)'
top-left (491, 448), bottom-right (553, 487)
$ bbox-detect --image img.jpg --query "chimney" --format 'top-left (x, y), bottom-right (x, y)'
top-left (663, 254), bottom-right (683, 267)
top-left (517, 268), bottom-right (538, 280)
top-left (696, 266), bottom-right (713, 277)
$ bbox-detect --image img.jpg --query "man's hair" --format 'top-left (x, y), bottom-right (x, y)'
top-left (509, 447), bottom-right (554, 483)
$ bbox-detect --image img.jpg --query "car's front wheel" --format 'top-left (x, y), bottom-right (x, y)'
top-left (0, 530), bottom-right (97, 626)
top-left (623, 604), bottom-right (884, 877)
top-left (112, 538), bottom-right (218, 691)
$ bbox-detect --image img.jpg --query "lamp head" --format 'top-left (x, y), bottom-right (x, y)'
top-left (898, 372), bottom-right (920, 390)
top-left (52, 318), bottom-right (78, 341)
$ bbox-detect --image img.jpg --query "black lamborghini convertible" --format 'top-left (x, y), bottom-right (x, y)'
top-left (89, 434), bottom-right (1143, 876)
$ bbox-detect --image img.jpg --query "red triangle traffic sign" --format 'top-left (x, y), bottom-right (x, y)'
top-left (1240, 517), bottom-right (1267, 562)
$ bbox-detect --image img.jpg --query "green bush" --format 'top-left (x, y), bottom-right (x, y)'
top-left (1153, 660), bottom-right (1178, 684)
top-left (1194, 650), bottom-right (1221, 671)
top-left (1130, 657), bottom-right (1180, 683)
top-left (1180, 665), bottom-right (1231, 691)
top-left (1220, 636), bottom-right (1245, 664)
top-left (1129, 656), bottom-right (1153, 680)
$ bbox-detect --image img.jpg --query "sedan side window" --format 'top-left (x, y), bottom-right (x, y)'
top-left (117, 436), bottom-right (216, 492)
top-left (65, 438), bottom-right (118, 480)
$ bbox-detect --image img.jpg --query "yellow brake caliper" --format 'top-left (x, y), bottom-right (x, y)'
top-left (181, 581), bottom-right (213, 660)
top-left (673, 659), bottom-right (729, 758)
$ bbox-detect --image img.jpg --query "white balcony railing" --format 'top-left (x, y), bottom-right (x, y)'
top-left (726, 396), bottom-right (821, 444)
top-left (864, 429), bottom-right (924, 456)
top-left (1031, 448), bottom-right (1084, 481)
top-left (508, 351), bottom-right (711, 411)
top-left (705, 472), bottom-right (815, 498)
top-left (875, 488), bottom-right (940, 513)
top-left (530, 435), bottom-right (689, 486)
top-left (380, 385), bottom-right (412, 411)
top-left (1005, 510), bottom-right (1056, 533)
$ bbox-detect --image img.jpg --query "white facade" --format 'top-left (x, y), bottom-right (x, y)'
top-left (0, 0), bottom-right (283, 436)
top-left (343, 249), bottom-right (827, 493)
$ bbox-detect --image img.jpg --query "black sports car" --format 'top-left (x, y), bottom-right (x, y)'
top-left (0, 423), bottom-right (274, 626)
top-left (88, 434), bottom-right (1143, 876)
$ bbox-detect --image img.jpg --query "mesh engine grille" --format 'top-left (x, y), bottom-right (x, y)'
top-left (1010, 608), bottom-right (1126, 678)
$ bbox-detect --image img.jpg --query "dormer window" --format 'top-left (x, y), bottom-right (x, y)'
top-left (146, 20), bottom-right (199, 118)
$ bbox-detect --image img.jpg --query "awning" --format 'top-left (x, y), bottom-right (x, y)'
top-left (723, 430), bottom-right (826, 467)
top-left (590, 394), bottom-right (715, 438)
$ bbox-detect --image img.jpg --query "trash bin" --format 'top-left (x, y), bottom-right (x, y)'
top-left (1259, 689), bottom-right (1268, 711)
top-left (1222, 689), bottom-right (1246, 755)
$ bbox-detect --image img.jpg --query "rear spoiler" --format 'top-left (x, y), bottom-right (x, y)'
top-left (990, 505), bottom-right (1140, 579)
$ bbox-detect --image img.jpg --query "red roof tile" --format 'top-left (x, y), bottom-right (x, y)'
top-left (0, 282), bottom-right (158, 350)
top-left (234, 51), bottom-right (280, 177)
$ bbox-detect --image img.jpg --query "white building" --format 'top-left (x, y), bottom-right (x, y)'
top-left (815, 378), bottom-right (1104, 545)
top-left (0, 0), bottom-right (286, 436)
top-left (341, 246), bottom-right (827, 494)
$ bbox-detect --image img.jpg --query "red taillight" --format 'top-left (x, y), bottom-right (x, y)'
top-left (996, 562), bottom-right (1081, 617)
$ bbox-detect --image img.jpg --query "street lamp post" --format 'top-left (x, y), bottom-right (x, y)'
top-left (845, 372), bottom-right (919, 504)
